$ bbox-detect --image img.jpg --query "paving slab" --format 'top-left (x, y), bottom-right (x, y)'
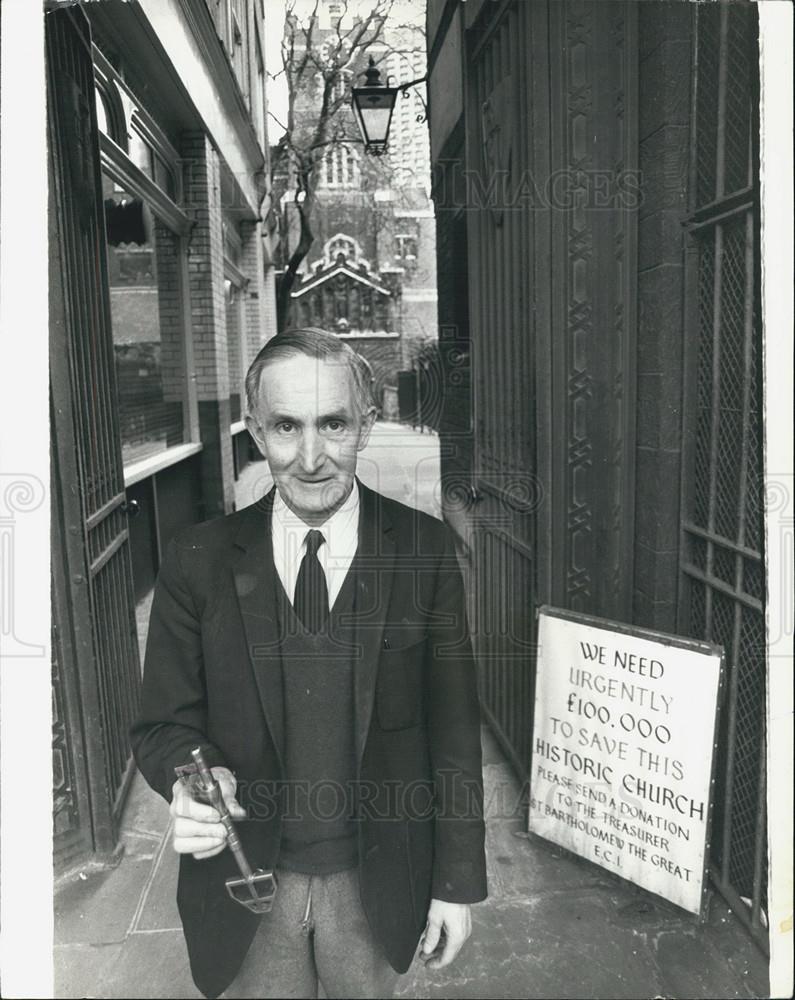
top-left (700, 894), bottom-right (770, 995)
top-left (55, 856), bottom-right (154, 946)
top-left (486, 817), bottom-right (626, 901)
top-left (118, 828), bottom-right (163, 861)
top-left (481, 726), bottom-right (509, 767)
top-left (99, 929), bottom-right (203, 999)
top-left (55, 424), bottom-right (771, 998)
top-left (54, 942), bottom-right (125, 999)
top-left (650, 921), bottom-right (763, 999)
top-left (483, 761), bottom-right (524, 821)
top-left (133, 833), bottom-right (182, 933)
top-left (119, 769), bottom-right (171, 840)
top-left (397, 892), bottom-right (665, 999)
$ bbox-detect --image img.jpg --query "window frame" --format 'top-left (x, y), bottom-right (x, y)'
top-left (320, 142), bottom-right (360, 189)
top-left (394, 232), bottom-right (418, 261)
top-left (98, 119), bottom-right (197, 469)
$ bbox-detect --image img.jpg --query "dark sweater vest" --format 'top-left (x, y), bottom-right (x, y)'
top-left (276, 556), bottom-right (360, 875)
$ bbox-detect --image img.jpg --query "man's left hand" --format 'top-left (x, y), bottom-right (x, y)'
top-left (420, 899), bottom-right (472, 970)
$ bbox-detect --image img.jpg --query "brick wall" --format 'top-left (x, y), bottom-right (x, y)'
top-left (182, 132), bottom-right (229, 401)
top-left (235, 219), bottom-right (279, 424)
top-left (262, 265), bottom-right (278, 343)
top-left (181, 130), bottom-right (235, 517)
top-left (154, 220), bottom-right (185, 411)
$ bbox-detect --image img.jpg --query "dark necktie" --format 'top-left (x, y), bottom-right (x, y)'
top-left (294, 529), bottom-right (329, 632)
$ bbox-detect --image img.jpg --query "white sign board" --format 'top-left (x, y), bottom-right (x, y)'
top-left (528, 607), bottom-right (724, 916)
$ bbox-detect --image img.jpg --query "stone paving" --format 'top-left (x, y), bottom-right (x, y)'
top-left (54, 423), bottom-right (770, 999)
top-left (53, 725), bottom-right (770, 999)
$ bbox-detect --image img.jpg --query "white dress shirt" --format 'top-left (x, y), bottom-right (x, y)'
top-left (271, 480), bottom-right (360, 610)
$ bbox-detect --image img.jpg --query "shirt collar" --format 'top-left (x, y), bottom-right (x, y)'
top-left (272, 479), bottom-right (360, 556)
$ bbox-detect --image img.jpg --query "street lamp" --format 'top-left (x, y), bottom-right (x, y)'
top-left (351, 57), bottom-right (427, 156)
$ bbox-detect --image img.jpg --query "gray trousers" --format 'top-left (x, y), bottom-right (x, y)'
top-left (221, 868), bottom-right (402, 999)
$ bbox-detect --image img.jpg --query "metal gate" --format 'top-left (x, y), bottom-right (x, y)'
top-left (465, 0), bottom-right (638, 777)
top-left (465, 1), bottom-right (536, 776)
top-left (679, 1), bottom-right (767, 949)
top-left (48, 7), bottom-right (142, 866)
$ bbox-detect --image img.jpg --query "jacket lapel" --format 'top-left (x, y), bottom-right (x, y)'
top-left (352, 479), bottom-right (396, 768)
top-left (233, 479), bottom-right (397, 775)
top-left (233, 487), bottom-right (286, 771)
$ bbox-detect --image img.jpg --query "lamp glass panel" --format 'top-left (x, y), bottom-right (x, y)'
top-left (359, 106), bottom-right (392, 144)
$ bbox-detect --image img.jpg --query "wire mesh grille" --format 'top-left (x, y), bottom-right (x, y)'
top-left (684, 0), bottom-right (766, 939)
top-left (695, 3), bottom-right (720, 206)
top-left (705, 589), bottom-right (737, 866)
top-left (690, 534), bottom-right (707, 573)
top-left (688, 576), bottom-right (706, 637)
top-left (729, 610), bottom-right (766, 904)
top-left (713, 545), bottom-right (735, 587)
top-left (724, 5), bottom-right (754, 196)
top-left (742, 556), bottom-right (763, 602)
top-left (693, 238), bottom-right (715, 528)
top-left (743, 290), bottom-right (764, 555)
top-left (714, 219), bottom-right (747, 542)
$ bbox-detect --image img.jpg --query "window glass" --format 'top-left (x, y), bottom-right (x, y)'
top-left (322, 144), bottom-right (360, 188)
top-left (128, 128), bottom-right (153, 179)
top-left (223, 220), bottom-right (242, 267)
top-left (395, 234), bottom-right (418, 260)
top-left (95, 83), bottom-right (127, 148)
top-left (103, 174), bottom-right (186, 464)
top-left (95, 87), bottom-right (110, 136)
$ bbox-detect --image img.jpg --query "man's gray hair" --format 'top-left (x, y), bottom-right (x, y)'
top-left (245, 327), bottom-right (375, 417)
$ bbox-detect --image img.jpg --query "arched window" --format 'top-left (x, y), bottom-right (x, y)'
top-left (322, 232), bottom-right (371, 270)
top-left (331, 69), bottom-right (351, 103)
top-left (321, 144), bottom-right (360, 188)
top-left (327, 236), bottom-right (356, 263)
top-left (94, 80), bottom-right (127, 152)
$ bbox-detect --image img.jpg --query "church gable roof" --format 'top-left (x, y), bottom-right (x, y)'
top-left (292, 259), bottom-right (392, 298)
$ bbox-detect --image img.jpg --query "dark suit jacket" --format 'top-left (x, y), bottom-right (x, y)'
top-left (130, 479), bottom-right (487, 999)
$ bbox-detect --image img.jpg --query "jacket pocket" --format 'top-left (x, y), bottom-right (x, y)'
top-left (376, 639), bottom-right (425, 730)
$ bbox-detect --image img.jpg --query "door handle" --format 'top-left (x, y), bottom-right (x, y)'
top-left (469, 485), bottom-right (484, 505)
top-left (121, 498), bottom-right (141, 518)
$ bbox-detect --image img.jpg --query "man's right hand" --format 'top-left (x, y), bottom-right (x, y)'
top-left (170, 766), bottom-right (246, 860)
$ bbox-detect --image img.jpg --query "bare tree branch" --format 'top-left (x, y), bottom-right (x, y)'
top-left (274, 0), bottom-right (418, 328)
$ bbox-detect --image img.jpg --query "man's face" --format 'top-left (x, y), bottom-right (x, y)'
top-left (245, 353), bottom-right (375, 525)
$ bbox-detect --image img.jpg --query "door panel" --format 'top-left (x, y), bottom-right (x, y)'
top-left (465, 2), bottom-right (538, 775)
top-left (48, 7), bottom-right (142, 861)
top-left (464, 0), bottom-right (638, 776)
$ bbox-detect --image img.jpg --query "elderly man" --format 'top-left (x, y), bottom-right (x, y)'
top-left (131, 328), bottom-right (487, 999)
